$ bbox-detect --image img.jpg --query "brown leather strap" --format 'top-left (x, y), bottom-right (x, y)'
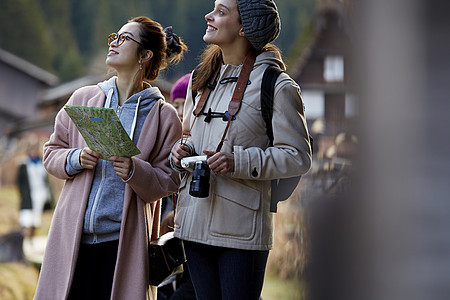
top-left (190, 50), bottom-right (257, 152)
top-left (215, 117), bottom-right (232, 152)
top-left (227, 50), bottom-right (256, 116)
top-left (216, 51), bottom-right (256, 152)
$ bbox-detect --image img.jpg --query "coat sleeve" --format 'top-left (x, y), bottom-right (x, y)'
top-left (125, 103), bottom-right (182, 203)
top-left (43, 93), bottom-right (81, 180)
top-left (232, 74), bottom-right (312, 180)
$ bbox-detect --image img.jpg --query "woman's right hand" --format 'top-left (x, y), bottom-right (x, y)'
top-left (170, 143), bottom-right (191, 168)
top-left (80, 147), bottom-right (102, 170)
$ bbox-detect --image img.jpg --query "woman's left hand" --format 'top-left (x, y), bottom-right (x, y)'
top-left (203, 150), bottom-right (235, 174)
top-left (109, 156), bottom-right (133, 179)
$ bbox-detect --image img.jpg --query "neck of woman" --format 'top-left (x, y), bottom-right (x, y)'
top-left (220, 42), bottom-right (252, 66)
top-left (115, 74), bottom-right (142, 105)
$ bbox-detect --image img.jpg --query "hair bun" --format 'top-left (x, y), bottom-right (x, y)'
top-left (164, 26), bottom-right (182, 54)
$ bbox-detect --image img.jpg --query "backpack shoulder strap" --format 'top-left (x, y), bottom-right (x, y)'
top-left (261, 66), bottom-right (312, 213)
top-left (261, 65), bottom-right (283, 147)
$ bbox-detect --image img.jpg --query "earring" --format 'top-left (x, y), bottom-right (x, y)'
top-left (139, 59), bottom-right (142, 70)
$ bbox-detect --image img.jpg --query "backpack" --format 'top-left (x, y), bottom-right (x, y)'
top-left (192, 65), bottom-right (312, 212)
top-left (261, 65), bottom-right (313, 212)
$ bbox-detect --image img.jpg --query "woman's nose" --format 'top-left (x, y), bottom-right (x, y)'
top-left (205, 11), bottom-right (213, 21)
top-left (110, 39), bottom-right (119, 47)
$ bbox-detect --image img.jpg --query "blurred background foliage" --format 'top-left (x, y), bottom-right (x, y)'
top-left (0, 0), bottom-right (316, 82)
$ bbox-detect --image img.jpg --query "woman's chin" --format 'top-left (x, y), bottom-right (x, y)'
top-left (203, 33), bottom-right (216, 45)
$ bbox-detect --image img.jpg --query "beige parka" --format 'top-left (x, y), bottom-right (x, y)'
top-left (173, 51), bottom-right (312, 251)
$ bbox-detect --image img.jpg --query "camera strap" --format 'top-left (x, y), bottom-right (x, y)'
top-left (188, 50), bottom-right (256, 152)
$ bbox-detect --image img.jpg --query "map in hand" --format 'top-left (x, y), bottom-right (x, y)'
top-left (64, 106), bottom-right (141, 159)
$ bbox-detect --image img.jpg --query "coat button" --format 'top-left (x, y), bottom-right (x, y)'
top-left (251, 168), bottom-right (258, 177)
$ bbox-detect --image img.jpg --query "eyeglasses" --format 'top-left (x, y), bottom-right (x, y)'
top-left (107, 32), bottom-right (144, 48)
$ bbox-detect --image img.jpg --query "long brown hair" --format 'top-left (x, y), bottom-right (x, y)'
top-left (130, 16), bottom-right (188, 83)
top-left (192, 43), bottom-right (286, 92)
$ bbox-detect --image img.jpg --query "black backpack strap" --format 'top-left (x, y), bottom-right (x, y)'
top-left (261, 65), bottom-right (283, 147)
top-left (261, 65), bottom-right (315, 154)
top-left (262, 65), bottom-right (314, 213)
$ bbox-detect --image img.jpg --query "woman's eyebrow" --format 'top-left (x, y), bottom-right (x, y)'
top-left (119, 31), bottom-right (135, 36)
top-left (217, 3), bottom-right (230, 11)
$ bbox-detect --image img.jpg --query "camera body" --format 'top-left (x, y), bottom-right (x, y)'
top-left (181, 155), bottom-right (210, 198)
top-left (180, 155), bottom-right (207, 170)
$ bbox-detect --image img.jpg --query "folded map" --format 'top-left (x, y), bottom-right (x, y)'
top-left (64, 106), bottom-right (141, 159)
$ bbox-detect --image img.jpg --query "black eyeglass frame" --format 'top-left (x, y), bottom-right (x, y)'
top-left (108, 32), bottom-right (144, 48)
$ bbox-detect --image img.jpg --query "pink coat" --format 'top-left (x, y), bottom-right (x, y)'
top-left (34, 85), bottom-right (182, 300)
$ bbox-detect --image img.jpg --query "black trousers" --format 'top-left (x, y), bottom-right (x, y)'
top-left (184, 241), bottom-right (269, 300)
top-left (68, 239), bottom-right (119, 300)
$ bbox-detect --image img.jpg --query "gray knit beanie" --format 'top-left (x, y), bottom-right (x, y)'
top-left (237, 0), bottom-right (281, 51)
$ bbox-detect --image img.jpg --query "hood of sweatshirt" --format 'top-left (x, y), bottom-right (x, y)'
top-left (98, 75), bottom-right (165, 103)
top-left (216, 50), bottom-right (285, 83)
top-left (97, 76), bottom-right (164, 109)
top-left (97, 76), bottom-right (163, 142)
top-left (253, 50), bottom-right (286, 70)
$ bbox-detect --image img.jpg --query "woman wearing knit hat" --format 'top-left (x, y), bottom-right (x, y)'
top-left (170, 0), bottom-right (312, 298)
top-left (170, 73), bottom-right (191, 122)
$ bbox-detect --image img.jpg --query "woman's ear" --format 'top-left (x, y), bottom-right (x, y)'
top-left (141, 50), bottom-right (153, 62)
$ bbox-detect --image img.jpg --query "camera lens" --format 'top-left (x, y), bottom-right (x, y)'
top-left (189, 161), bottom-right (210, 198)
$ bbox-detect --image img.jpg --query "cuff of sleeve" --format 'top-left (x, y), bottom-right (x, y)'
top-left (169, 152), bottom-right (186, 173)
top-left (123, 160), bottom-right (135, 181)
top-left (168, 138), bottom-right (195, 173)
top-left (233, 145), bottom-right (261, 179)
top-left (65, 148), bottom-right (84, 176)
top-left (232, 146), bottom-right (247, 178)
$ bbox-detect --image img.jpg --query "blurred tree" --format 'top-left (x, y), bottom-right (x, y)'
top-left (0, 0), bottom-right (318, 82)
top-left (39, 0), bottom-right (84, 81)
top-left (0, 0), bottom-right (54, 72)
top-left (276, 0), bottom-right (317, 56)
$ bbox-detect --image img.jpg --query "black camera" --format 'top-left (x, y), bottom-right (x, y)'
top-left (189, 160), bottom-right (210, 198)
top-left (181, 156), bottom-right (210, 198)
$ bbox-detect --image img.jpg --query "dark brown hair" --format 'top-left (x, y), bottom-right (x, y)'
top-left (130, 16), bottom-right (188, 83)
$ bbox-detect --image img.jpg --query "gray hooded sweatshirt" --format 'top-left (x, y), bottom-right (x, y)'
top-left (65, 76), bottom-right (163, 244)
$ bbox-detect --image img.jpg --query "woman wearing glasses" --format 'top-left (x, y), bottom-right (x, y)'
top-left (34, 17), bottom-right (186, 300)
top-left (170, 0), bottom-right (312, 299)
